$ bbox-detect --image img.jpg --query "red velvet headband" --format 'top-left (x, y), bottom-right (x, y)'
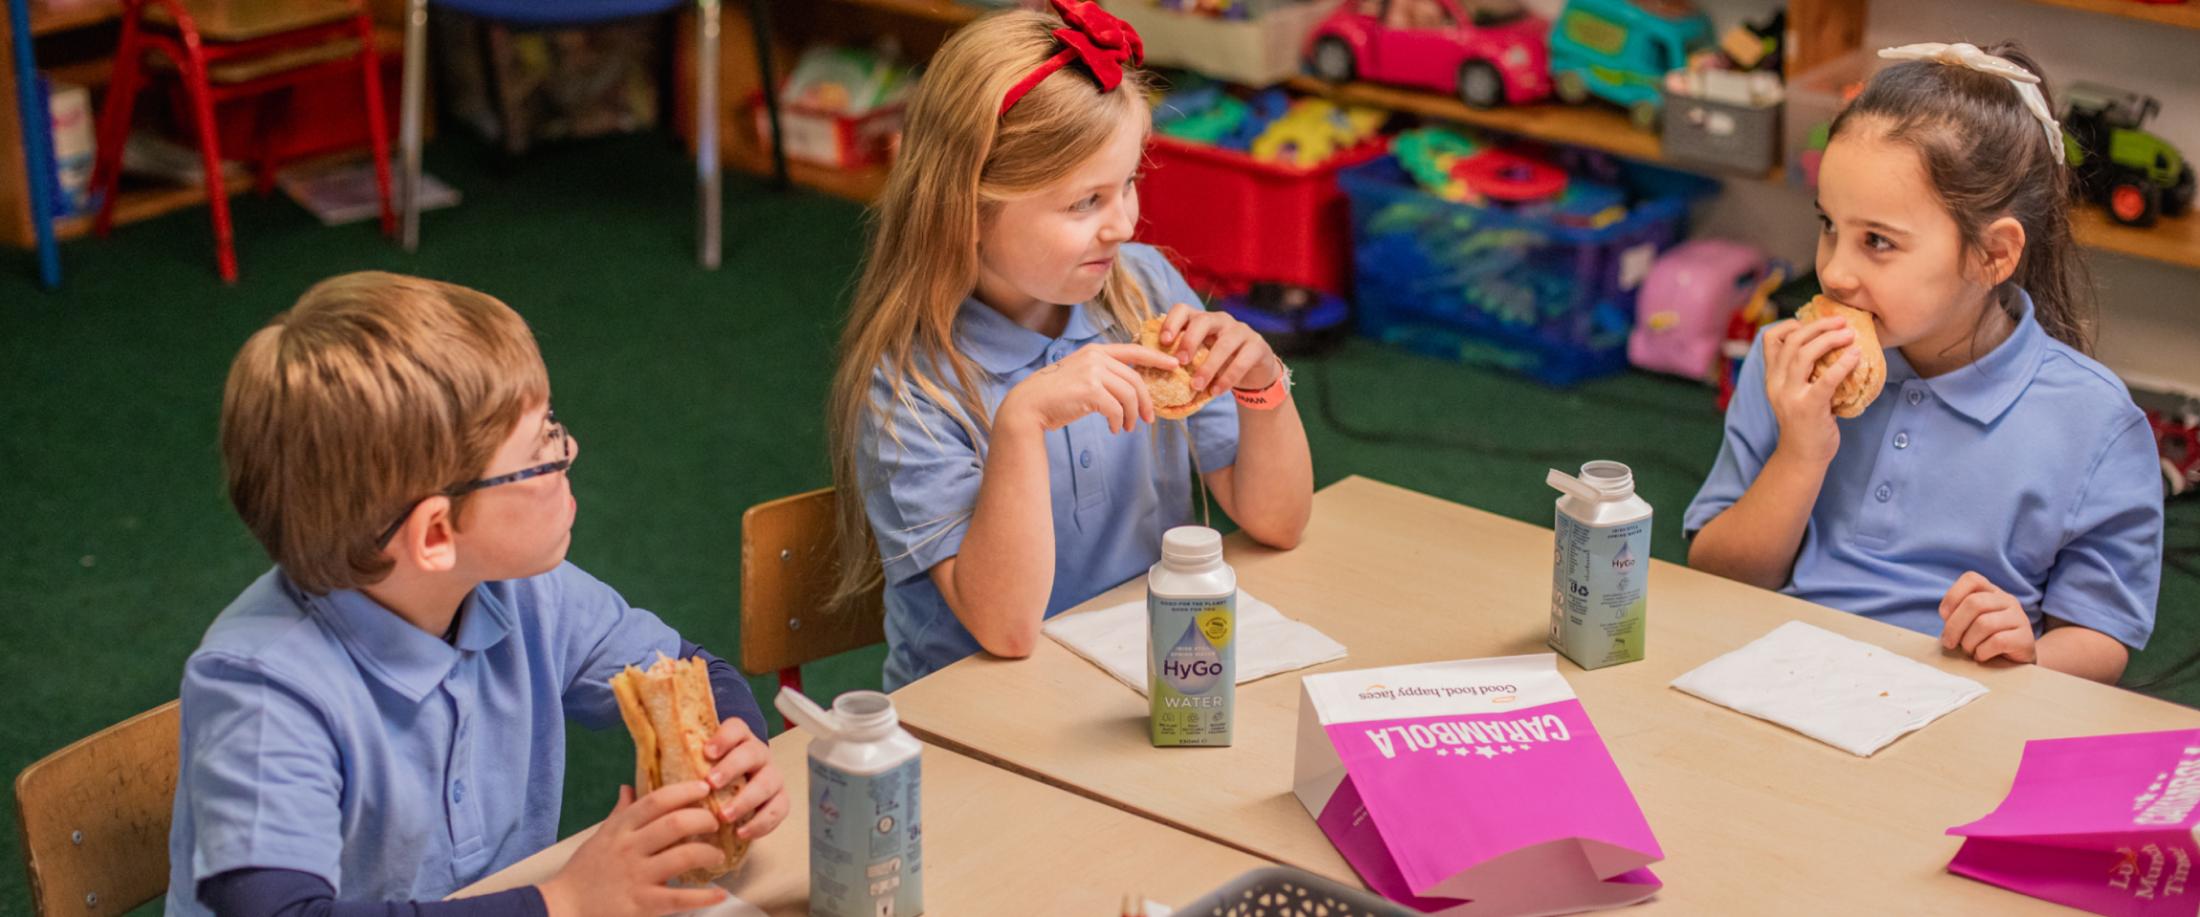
top-left (997, 0), bottom-right (1145, 118)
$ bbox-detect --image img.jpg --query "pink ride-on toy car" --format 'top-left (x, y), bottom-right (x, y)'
top-left (1627, 238), bottom-right (1776, 383)
top-left (1303, 0), bottom-right (1552, 110)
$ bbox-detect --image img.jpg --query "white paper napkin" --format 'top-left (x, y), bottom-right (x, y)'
top-left (1670, 620), bottom-right (1988, 757)
top-left (1042, 590), bottom-right (1346, 696)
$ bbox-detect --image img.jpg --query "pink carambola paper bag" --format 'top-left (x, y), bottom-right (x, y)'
top-left (1949, 728), bottom-right (2200, 916)
top-left (1293, 654), bottom-right (1662, 917)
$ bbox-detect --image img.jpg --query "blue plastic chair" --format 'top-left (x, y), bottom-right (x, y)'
top-left (396, 0), bottom-right (768, 268)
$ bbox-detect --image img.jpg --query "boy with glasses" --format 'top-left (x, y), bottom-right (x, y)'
top-left (167, 272), bottom-right (787, 917)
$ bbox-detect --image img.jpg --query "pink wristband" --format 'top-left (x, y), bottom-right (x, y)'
top-left (1233, 361), bottom-right (1292, 410)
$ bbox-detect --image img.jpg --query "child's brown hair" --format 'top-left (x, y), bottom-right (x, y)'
top-left (220, 272), bottom-right (549, 593)
top-left (1829, 41), bottom-right (2094, 352)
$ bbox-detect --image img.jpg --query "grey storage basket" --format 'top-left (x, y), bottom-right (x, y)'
top-left (1175, 866), bottom-right (1409, 916)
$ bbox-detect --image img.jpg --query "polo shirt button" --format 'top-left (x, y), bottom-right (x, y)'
top-left (1875, 483), bottom-right (1893, 502)
top-left (451, 780), bottom-right (466, 803)
top-left (1907, 389), bottom-right (1924, 405)
top-left (1893, 432), bottom-right (1910, 450)
top-left (1079, 449), bottom-right (1093, 468)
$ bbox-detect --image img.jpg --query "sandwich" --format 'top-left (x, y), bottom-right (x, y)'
top-left (609, 654), bottom-right (749, 883)
top-left (1796, 295), bottom-right (1886, 418)
top-left (1137, 316), bottom-right (1213, 420)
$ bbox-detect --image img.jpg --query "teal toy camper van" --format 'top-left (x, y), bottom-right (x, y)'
top-left (1548, 0), bottom-right (1713, 128)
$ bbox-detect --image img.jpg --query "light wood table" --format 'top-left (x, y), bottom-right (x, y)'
top-left (890, 475), bottom-right (2200, 913)
top-left (453, 729), bottom-right (1272, 914)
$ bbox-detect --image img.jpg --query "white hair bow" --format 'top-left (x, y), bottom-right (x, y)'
top-left (1879, 42), bottom-right (2065, 162)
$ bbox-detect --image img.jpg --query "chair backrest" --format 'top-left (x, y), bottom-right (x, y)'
top-left (739, 488), bottom-right (885, 680)
top-left (15, 700), bottom-right (182, 917)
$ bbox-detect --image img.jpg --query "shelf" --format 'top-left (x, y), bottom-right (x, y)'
top-left (28, 0), bottom-right (121, 37)
top-left (43, 55), bottom-right (113, 89)
top-left (2073, 205), bottom-right (2200, 270)
top-left (823, 0), bottom-right (982, 26)
top-left (2026, 0), bottom-right (2200, 30)
top-left (725, 142), bottom-right (890, 203)
top-left (50, 160), bottom-right (253, 241)
top-left (1288, 76), bottom-right (1672, 163)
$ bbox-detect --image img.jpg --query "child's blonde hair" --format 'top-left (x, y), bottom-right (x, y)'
top-left (827, 8), bottom-right (1157, 603)
top-left (221, 272), bottom-right (549, 594)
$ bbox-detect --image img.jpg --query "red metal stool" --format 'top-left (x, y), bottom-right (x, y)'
top-left (87, 0), bottom-right (394, 283)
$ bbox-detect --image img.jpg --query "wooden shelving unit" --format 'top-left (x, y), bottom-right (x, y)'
top-left (12, 0), bottom-right (2196, 272)
top-left (2073, 205), bottom-right (2200, 271)
top-left (2025, 0), bottom-right (2200, 30)
top-left (726, 141), bottom-right (889, 204)
top-left (28, 0), bottom-right (121, 38)
top-left (4, 9), bottom-right (409, 254)
top-left (714, 0), bottom-right (2200, 273)
top-left (52, 163), bottom-right (250, 241)
top-left (1288, 75), bottom-right (1677, 166)
top-left (830, 0), bottom-right (981, 27)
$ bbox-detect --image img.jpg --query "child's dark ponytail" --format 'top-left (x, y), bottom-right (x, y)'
top-left (1830, 41), bottom-right (2094, 353)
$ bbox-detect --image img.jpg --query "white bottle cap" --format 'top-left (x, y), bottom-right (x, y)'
top-left (1579, 461), bottom-right (1636, 499)
top-left (1161, 525), bottom-right (1223, 567)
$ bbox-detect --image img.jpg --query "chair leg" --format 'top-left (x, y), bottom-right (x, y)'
top-left (696, 0), bottom-right (722, 270)
top-left (175, 51), bottom-right (238, 282)
top-left (253, 97), bottom-right (283, 196)
top-left (398, 0), bottom-right (428, 251)
top-left (355, 12), bottom-right (395, 238)
top-left (746, 0), bottom-right (786, 189)
top-left (777, 667), bottom-right (801, 732)
top-left (89, 16), bottom-right (148, 237)
top-left (475, 22), bottom-right (519, 164)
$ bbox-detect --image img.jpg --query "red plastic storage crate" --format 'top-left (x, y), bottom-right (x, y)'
top-left (1137, 134), bottom-right (1385, 297)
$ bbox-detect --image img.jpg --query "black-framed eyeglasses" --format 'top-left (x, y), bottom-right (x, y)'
top-left (375, 409), bottom-right (575, 547)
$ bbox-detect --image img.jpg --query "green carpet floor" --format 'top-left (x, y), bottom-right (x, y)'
top-left (3, 132), bottom-right (2194, 911)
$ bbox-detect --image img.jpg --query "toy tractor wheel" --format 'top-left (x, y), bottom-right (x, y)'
top-left (1310, 38), bottom-right (1356, 83)
top-left (1555, 71), bottom-right (1589, 105)
top-left (2107, 174), bottom-right (2161, 227)
top-left (1629, 99), bottom-right (1661, 131)
top-left (1457, 61), bottom-right (1506, 109)
top-left (2166, 164), bottom-right (2196, 216)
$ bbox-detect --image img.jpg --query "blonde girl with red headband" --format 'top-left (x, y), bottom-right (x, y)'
top-left (828, 1), bottom-right (1314, 690)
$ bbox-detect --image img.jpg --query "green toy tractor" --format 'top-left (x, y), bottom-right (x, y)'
top-left (2063, 82), bottom-right (2195, 227)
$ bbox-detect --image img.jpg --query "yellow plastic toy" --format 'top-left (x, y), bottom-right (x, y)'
top-left (1249, 100), bottom-right (1383, 168)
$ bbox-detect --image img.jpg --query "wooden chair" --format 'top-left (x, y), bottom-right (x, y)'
top-left (739, 487), bottom-right (884, 728)
top-left (15, 700), bottom-right (182, 917)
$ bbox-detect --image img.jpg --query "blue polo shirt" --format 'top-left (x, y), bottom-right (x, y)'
top-left (1685, 289), bottom-right (2163, 650)
top-left (855, 243), bottom-right (1241, 691)
top-left (164, 563), bottom-right (765, 915)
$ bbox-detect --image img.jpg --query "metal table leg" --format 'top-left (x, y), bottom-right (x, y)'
top-left (399, 0), bottom-right (427, 252)
top-left (697, 0), bottom-right (720, 268)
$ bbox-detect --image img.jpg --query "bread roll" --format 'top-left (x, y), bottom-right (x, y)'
top-left (1137, 316), bottom-right (1214, 420)
top-left (1796, 296), bottom-right (1886, 418)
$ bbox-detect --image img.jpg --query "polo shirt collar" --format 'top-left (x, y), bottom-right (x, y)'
top-left (953, 297), bottom-right (1108, 375)
top-left (1874, 288), bottom-right (2041, 426)
top-left (1909, 288), bottom-right (2048, 426)
top-left (294, 576), bottom-right (515, 702)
